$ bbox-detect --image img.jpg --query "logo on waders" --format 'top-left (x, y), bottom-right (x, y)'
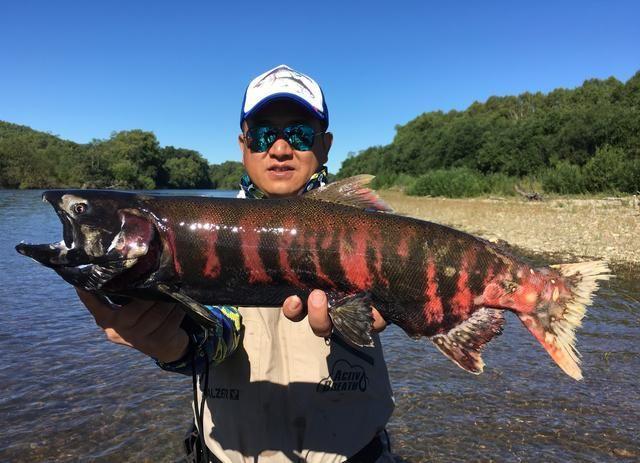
top-left (317, 359), bottom-right (369, 392)
top-left (205, 387), bottom-right (240, 400)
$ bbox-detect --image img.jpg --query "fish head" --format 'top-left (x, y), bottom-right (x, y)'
top-left (16, 190), bottom-right (160, 290)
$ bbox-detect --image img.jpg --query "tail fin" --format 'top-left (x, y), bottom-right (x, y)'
top-left (517, 260), bottom-right (611, 380)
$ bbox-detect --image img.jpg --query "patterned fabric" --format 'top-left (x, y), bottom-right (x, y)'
top-left (239, 165), bottom-right (328, 199)
top-left (157, 305), bottom-right (242, 375)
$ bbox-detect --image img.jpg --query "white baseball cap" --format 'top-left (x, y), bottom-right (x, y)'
top-left (240, 64), bottom-right (329, 128)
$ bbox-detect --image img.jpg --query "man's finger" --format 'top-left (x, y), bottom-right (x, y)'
top-left (307, 290), bottom-right (332, 337)
top-left (134, 302), bottom-right (179, 336)
top-left (371, 308), bottom-right (387, 333)
top-left (282, 295), bottom-right (306, 322)
top-left (115, 298), bottom-right (159, 328)
top-left (148, 305), bottom-right (186, 339)
top-left (77, 289), bottom-right (117, 325)
top-left (104, 327), bottom-right (133, 347)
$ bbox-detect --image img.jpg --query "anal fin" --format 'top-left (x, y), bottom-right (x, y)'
top-left (327, 292), bottom-right (375, 348)
top-left (430, 307), bottom-right (505, 374)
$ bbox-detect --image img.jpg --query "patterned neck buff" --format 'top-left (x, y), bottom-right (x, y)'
top-left (238, 166), bottom-right (329, 199)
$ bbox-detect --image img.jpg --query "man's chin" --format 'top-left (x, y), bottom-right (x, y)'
top-left (259, 172), bottom-right (306, 197)
top-left (263, 186), bottom-right (301, 198)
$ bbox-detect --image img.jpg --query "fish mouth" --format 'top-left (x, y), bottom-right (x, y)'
top-left (59, 210), bottom-right (75, 249)
top-left (41, 190), bottom-right (75, 249)
top-left (16, 198), bottom-right (162, 291)
top-left (17, 194), bottom-right (93, 268)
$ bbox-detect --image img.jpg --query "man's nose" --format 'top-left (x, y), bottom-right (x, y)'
top-left (268, 138), bottom-right (293, 158)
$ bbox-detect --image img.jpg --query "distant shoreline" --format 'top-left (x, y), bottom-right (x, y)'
top-left (381, 191), bottom-right (640, 265)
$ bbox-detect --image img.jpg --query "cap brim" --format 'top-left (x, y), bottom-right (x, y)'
top-left (241, 93), bottom-right (327, 128)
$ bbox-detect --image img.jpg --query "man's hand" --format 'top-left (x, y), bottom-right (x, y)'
top-left (282, 290), bottom-right (387, 337)
top-left (76, 289), bottom-right (190, 363)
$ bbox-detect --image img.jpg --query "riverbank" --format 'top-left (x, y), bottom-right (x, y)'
top-left (380, 191), bottom-right (639, 265)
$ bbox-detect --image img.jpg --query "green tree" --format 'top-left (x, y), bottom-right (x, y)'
top-left (165, 156), bottom-right (211, 188)
top-left (101, 130), bottom-right (163, 188)
top-left (337, 71), bottom-right (640, 194)
top-left (209, 161), bottom-right (245, 189)
top-left (160, 146), bottom-right (211, 189)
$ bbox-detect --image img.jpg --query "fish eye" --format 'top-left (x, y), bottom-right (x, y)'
top-left (73, 203), bottom-right (88, 214)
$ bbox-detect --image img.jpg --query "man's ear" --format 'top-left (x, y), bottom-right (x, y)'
top-left (238, 134), bottom-right (247, 166)
top-left (317, 132), bottom-right (333, 165)
top-left (323, 132), bottom-right (333, 151)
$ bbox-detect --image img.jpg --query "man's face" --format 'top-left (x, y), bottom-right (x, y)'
top-left (239, 99), bottom-right (332, 198)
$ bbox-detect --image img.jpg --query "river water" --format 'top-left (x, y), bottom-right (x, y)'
top-left (0, 190), bottom-right (638, 462)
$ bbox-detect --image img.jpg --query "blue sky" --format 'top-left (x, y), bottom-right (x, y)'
top-left (1, 1), bottom-right (638, 173)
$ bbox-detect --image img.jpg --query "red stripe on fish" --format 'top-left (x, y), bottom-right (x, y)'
top-left (396, 232), bottom-right (411, 259)
top-left (321, 232), bottom-right (333, 250)
top-left (164, 227), bottom-right (182, 276)
top-left (203, 228), bottom-right (221, 279)
top-left (339, 226), bottom-right (373, 290)
top-left (483, 264), bottom-right (496, 286)
top-left (305, 232), bottom-right (334, 287)
top-left (451, 251), bottom-right (474, 318)
top-left (370, 228), bottom-right (389, 287)
top-left (238, 220), bottom-right (271, 284)
top-left (278, 219), bottom-right (303, 287)
top-left (423, 257), bottom-right (444, 324)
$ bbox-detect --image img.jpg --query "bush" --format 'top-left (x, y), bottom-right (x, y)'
top-left (393, 173), bottom-right (418, 191)
top-left (583, 145), bottom-right (639, 193)
top-left (407, 168), bottom-right (485, 197)
top-left (485, 173), bottom-right (518, 196)
top-left (370, 172), bottom-right (398, 189)
top-left (540, 162), bottom-right (587, 194)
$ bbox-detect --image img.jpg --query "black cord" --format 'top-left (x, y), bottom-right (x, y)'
top-left (383, 428), bottom-right (392, 454)
top-left (192, 350), bottom-right (211, 462)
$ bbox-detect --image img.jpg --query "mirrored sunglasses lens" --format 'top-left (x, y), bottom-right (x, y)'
top-left (285, 125), bottom-right (315, 150)
top-left (248, 127), bottom-right (276, 152)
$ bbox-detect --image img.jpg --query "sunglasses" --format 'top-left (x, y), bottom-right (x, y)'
top-left (244, 124), bottom-right (324, 152)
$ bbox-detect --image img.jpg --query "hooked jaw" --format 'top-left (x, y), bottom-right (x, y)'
top-left (16, 191), bottom-right (162, 291)
top-left (15, 191), bottom-right (79, 265)
top-left (15, 240), bottom-right (72, 267)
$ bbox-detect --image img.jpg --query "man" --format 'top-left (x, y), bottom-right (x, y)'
top-left (78, 65), bottom-right (395, 462)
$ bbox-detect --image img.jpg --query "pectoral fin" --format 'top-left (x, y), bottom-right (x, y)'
top-left (430, 307), bottom-right (505, 374)
top-left (157, 284), bottom-right (218, 329)
top-left (327, 292), bottom-right (375, 347)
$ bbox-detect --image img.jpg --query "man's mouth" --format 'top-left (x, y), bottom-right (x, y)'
top-left (268, 165), bottom-right (295, 172)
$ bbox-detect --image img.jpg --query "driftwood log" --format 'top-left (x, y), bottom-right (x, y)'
top-left (514, 184), bottom-right (543, 201)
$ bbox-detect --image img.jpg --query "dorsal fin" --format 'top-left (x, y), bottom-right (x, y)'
top-left (305, 175), bottom-right (393, 212)
top-left (429, 307), bottom-right (505, 374)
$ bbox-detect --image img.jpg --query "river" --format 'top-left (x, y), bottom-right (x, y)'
top-left (0, 190), bottom-right (638, 462)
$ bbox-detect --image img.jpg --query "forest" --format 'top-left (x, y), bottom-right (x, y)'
top-left (0, 122), bottom-right (244, 190)
top-left (338, 72), bottom-right (639, 196)
top-left (2, 71), bottom-right (638, 195)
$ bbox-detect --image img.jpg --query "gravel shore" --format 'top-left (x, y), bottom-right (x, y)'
top-left (381, 191), bottom-right (639, 266)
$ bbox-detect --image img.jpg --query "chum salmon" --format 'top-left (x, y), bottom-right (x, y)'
top-left (16, 176), bottom-right (611, 380)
